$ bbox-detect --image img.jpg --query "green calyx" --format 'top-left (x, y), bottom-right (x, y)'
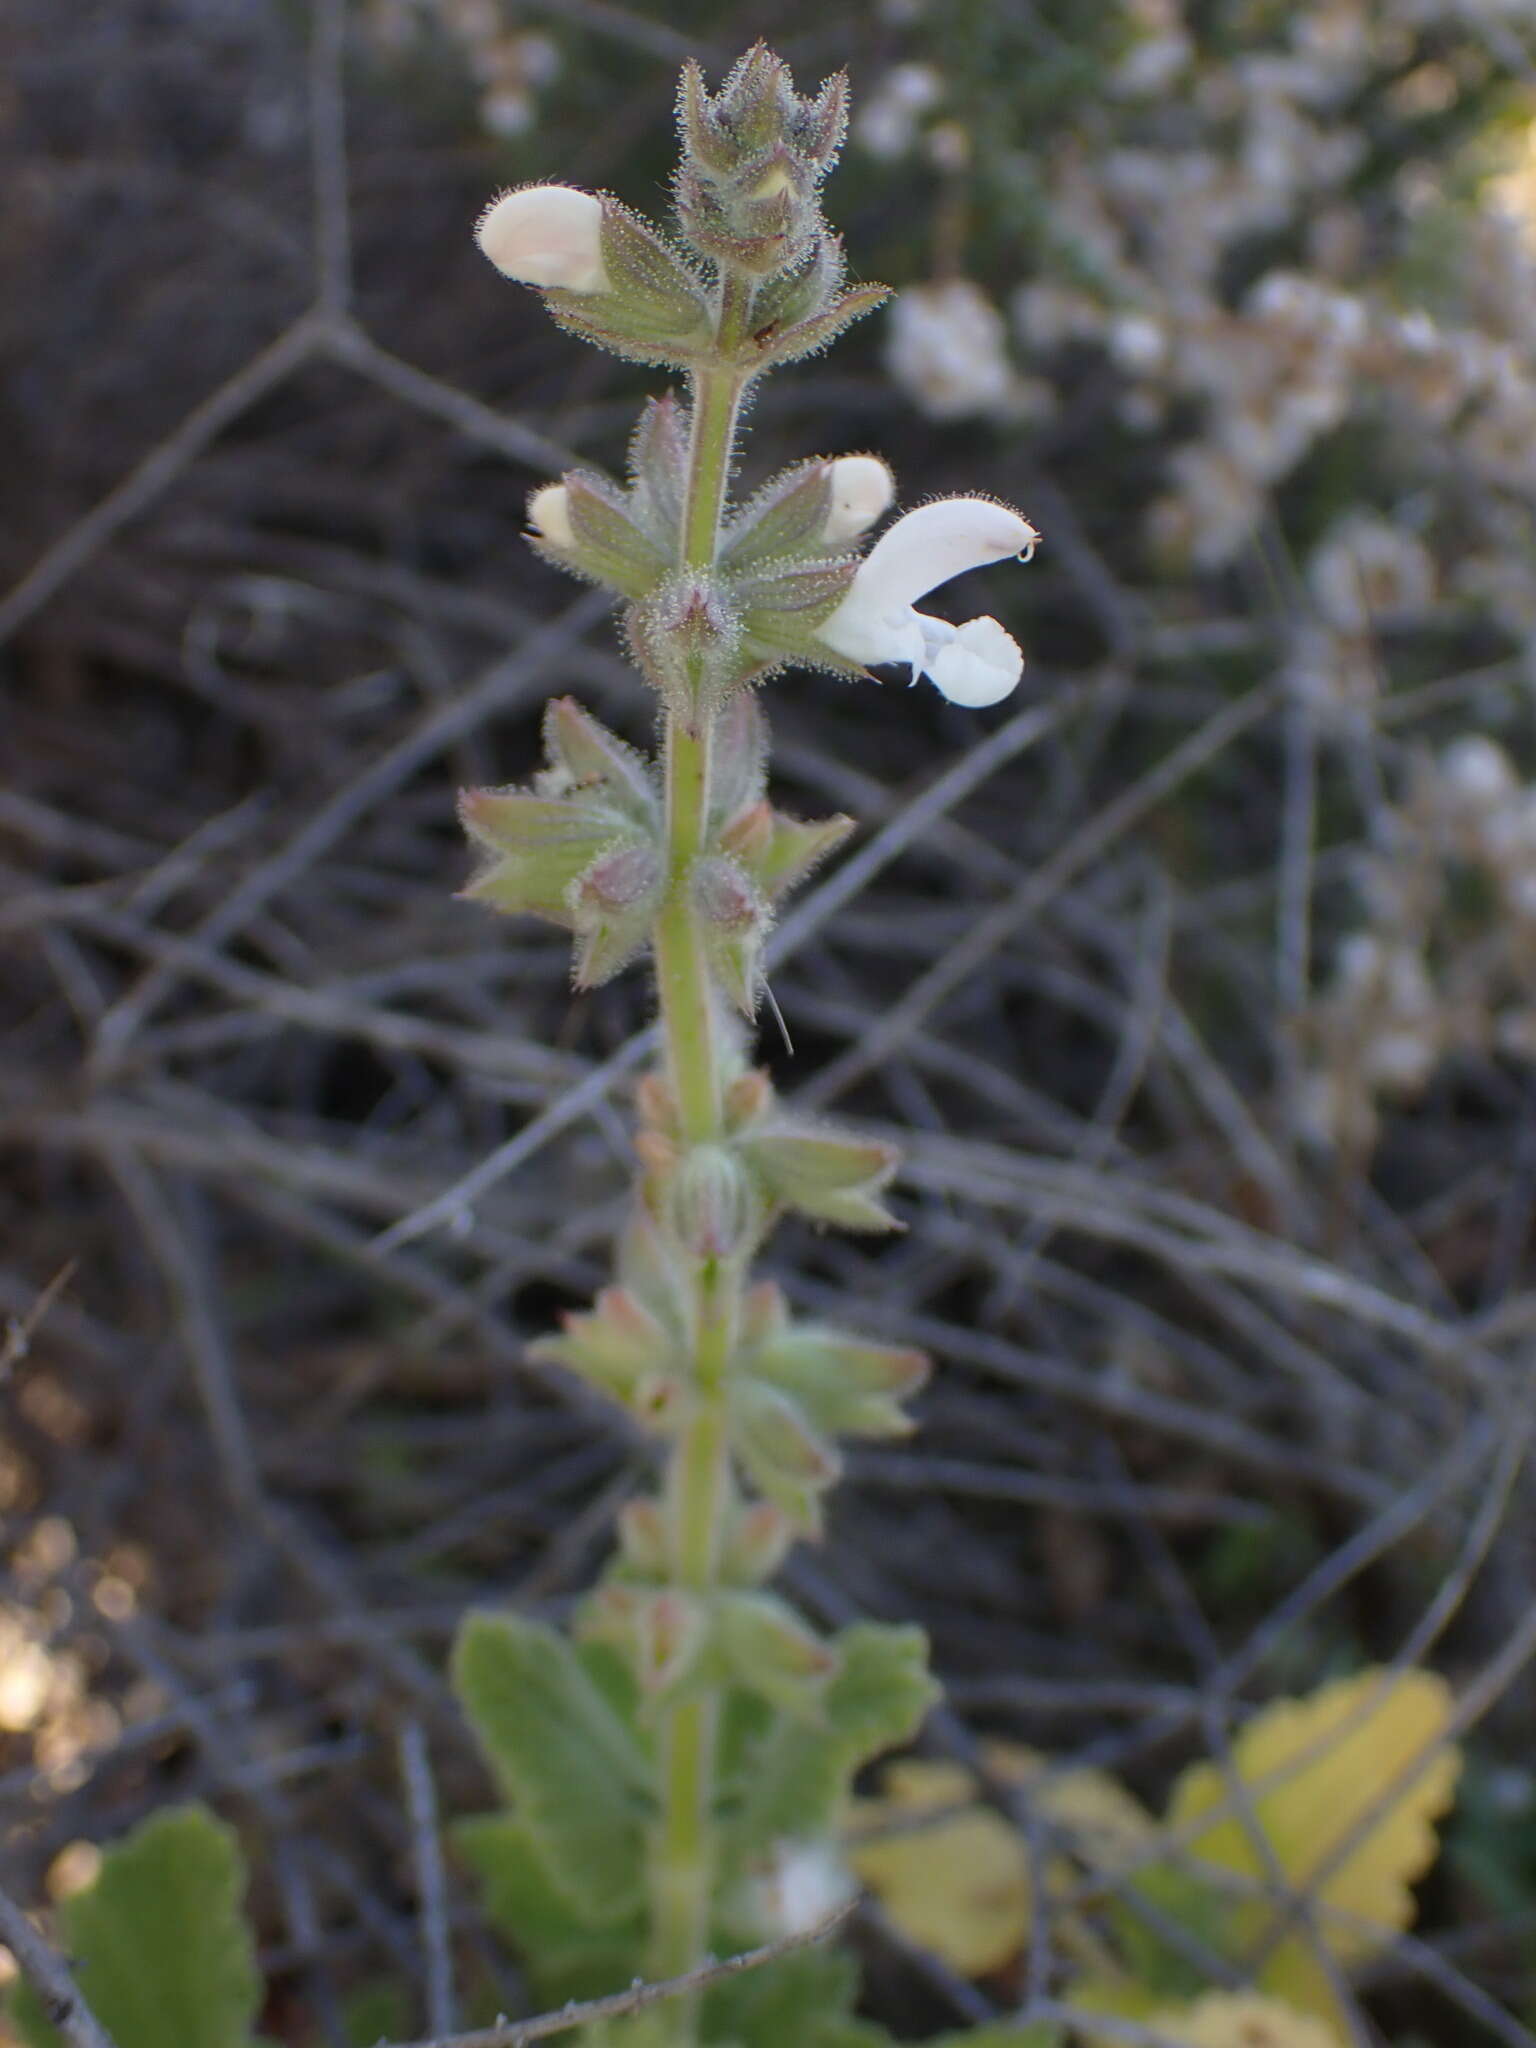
top-left (544, 197), bottom-right (714, 368)
top-left (459, 698), bottom-right (664, 987)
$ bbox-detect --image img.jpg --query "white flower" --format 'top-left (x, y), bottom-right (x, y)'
top-left (755, 1841), bottom-right (855, 1937)
top-left (1307, 513), bottom-right (1435, 632)
top-left (823, 455), bottom-right (895, 542)
top-left (475, 185), bottom-right (610, 293)
top-left (527, 482), bottom-right (574, 547)
top-left (1439, 735), bottom-right (1517, 810)
top-left (853, 62), bottom-right (942, 160)
top-left (886, 280), bottom-right (1017, 422)
top-left (819, 497), bottom-right (1038, 707)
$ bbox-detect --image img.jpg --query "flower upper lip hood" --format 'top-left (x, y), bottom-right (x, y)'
top-left (475, 184), bottom-right (610, 293)
top-left (817, 497), bottom-right (1039, 707)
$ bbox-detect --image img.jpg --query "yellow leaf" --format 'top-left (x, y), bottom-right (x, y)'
top-left (846, 1760), bottom-right (1030, 1976)
top-left (1160, 1665), bottom-right (1460, 2034)
top-left (846, 1750), bottom-right (1155, 1978)
top-left (1167, 1666), bottom-right (1460, 1967)
top-left (1146, 1991), bottom-right (1343, 2047)
top-left (986, 1742), bottom-right (1157, 1875)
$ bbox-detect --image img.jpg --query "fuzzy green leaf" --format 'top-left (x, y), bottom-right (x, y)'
top-left (930, 2030), bottom-right (1064, 2048)
top-left (455, 1816), bottom-right (644, 2004)
top-left (452, 1614), bottom-right (652, 1926)
top-left (702, 1946), bottom-right (859, 2048)
top-left (721, 1622), bottom-right (937, 1862)
top-left (11, 1806), bottom-right (259, 2048)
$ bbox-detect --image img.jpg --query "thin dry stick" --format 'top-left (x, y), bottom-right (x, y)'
top-left (398, 1720), bottom-right (456, 2039)
top-left (383, 1904), bottom-right (855, 2048)
top-left (308, 0), bottom-right (352, 314)
top-left (802, 677), bottom-right (1279, 1105)
top-left (0, 1881), bottom-right (119, 2048)
top-left (0, 316), bottom-right (321, 646)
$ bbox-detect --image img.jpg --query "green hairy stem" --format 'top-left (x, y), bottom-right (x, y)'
top-left (649, 285), bottom-right (754, 1993)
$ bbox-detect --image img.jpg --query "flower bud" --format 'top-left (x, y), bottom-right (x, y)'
top-left (476, 185), bottom-right (610, 293)
top-left (668, 1142), bottom-right (756, 1259)
top-left (693, 855), bottom-right (772, 1016)
top-left (721, 1499), bottom-right (797, 1585)
top-left (569, 838), bottom-right (665, 988)
top-left (715, 1591), bottom-right (839, 1717)
top-left (580, 1584), bottom-right (708, 1697)
top-left (732, 1379), bottom-right (841, 1534)
top-left (724, 1069), bottom-right (775, 1132)
top-left (824, 455), bottom-right (895, 543)
top-left (527, 482), bottom-right (574, 548)
top-left (635, 1072), bottom-right (682, 1138)
top-left (630, 574), bottom-right (742, 718)
top-left (616, 1497), bottom-right (670, 1574)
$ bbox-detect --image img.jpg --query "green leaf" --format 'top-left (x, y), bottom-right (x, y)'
top-left (452, 1613), bottom-right (653, 1926)
top-left (929, 2029), bottom-right (1063, 2048)
top-left (11, 1806), bottom-right (259, 2048)
top-left (455, 1816), bottom-right (644, 2004)
top-left (343, 1982), bottom-right (411, 2048)
top-left (1108, 1861), bottom-right (1237, 2003)
top-left (721, 1622), bottom-right (936, 1863)
top-left (702, 1945), bottom-right (859, 2048)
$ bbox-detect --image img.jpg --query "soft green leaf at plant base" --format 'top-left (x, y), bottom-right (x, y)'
top-left (930, 2028), bottom-right (1063, 2048)
top-left (719, 1622), bottom-right (937, 1866)
top-left (11, 1805), bottom-right (259, 2048)
top-left (455, 1816), bottom-right (645, 2004)
top-left (343, 1982), bottom-right (411, 2048)
top-left (452, 1613), bottom-right (652, 1925)
top-left (701, 1944), bottom-right (859, 2048)
top-left (1100, 1858), bottom-right (1239, 2004)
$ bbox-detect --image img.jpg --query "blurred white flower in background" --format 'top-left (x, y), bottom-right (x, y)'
top-left (854, 61), bottom-right (942, 159)
top-left (885, 280), bottom-right (1019, 422)
top-left (1307, 514), bottom-right (1436, 634)
top-left (364, 1), bottom-right (560, 139)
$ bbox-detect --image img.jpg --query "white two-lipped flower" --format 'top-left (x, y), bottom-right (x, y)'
top-left (818, 497), bottom-right (1039, 707)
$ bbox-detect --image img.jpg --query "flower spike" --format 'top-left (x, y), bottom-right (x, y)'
top-left (818, 496), bottom-right (1040, 706)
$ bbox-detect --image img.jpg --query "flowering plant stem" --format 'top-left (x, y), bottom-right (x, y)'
top-left (452, 48), bottom-right (1034, 2048)
top-left (649, 281), bottom-right (752, 2002)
